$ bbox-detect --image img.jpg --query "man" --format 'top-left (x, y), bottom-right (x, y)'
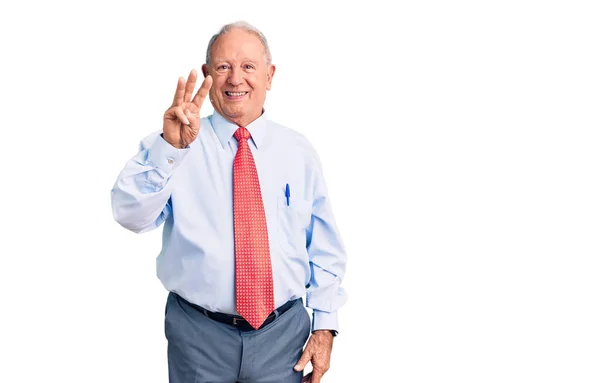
top-left (111, 21), bottom-right (347, 383)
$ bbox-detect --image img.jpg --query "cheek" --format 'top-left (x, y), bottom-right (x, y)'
top-left (211, 79), bottom-right (225, 92)
top-left (247, 75), bottom-right (265, 88)
top-left (248, 79), bottom-right (268, 95)
top-left (209, 87), bottom-right (221, 100)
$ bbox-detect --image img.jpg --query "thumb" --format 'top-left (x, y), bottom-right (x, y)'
top-left (294, 350), bottom-right (311, 372)
top-left (184, 109), bottom-right (198, 129)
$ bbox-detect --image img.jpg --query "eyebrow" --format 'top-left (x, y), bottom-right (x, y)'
top-left (212, 57), bottom-right (258, 63)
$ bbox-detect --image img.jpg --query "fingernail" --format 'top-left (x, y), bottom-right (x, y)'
top-left (184, 118), bottom-right (190, 125)
top-left (294, 365), bottom-right (301, 371)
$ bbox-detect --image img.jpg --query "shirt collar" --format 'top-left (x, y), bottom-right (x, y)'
top-left (210, 109), bottom-right (268, 150)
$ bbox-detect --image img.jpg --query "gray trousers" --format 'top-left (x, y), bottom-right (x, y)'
top-left (165, 292), bottom-right (311, 383)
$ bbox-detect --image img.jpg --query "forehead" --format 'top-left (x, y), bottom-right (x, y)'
top-left (210, 29), bottom-right (265, 62)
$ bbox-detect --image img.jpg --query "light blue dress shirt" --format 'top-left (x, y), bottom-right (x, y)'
top-left (111, 111), bottom-right (347, 332)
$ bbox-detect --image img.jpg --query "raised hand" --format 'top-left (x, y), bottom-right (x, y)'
top-left (163, 69), bottom-right (213, 149)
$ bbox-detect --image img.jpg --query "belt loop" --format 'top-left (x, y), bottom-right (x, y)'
top-left (273, 308), bottom-right (280, 319)
top-left (202, 308), bottom-right (208, 316)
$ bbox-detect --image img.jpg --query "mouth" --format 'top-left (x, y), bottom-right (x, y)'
top-left (224, 91), bottom-right (248, 100)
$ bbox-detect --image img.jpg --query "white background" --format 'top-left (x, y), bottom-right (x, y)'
top-left (1, 0), bottom-right (599, 382)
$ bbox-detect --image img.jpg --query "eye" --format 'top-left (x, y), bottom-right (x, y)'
top-left (244, 64), bottom-right (256, 71)
top-left (216, 64), bottom-right (230, 73)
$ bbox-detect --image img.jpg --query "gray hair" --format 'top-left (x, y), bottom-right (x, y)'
top-left (205, 21), bottom-right (272, 65)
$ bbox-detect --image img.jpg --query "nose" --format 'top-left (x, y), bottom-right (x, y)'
top-left (227, 67), bottom-right (244, 86)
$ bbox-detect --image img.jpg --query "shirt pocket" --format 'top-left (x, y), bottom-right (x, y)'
top-left (277, 195), bottom-right (313, 255)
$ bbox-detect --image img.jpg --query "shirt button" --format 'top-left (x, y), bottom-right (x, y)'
top-left (167, 158), bottom-right (174, 165)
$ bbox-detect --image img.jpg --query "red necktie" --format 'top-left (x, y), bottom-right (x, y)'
top-left (233, 126), bottom-right (274, 329)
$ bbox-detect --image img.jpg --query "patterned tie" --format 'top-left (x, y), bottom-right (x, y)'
top-left (233, 126), bottom-right (274, 329)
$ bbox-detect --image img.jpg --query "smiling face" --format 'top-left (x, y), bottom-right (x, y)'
top-left (202, 28), bottom-right (275, 127)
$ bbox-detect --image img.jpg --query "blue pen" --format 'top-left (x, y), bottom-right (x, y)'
top-left (285, 184), bottom-right (290, 206)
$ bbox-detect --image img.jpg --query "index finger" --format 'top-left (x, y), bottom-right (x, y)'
top-left (171, 76), bottom-right (186, 107)
top-left (191, 75), bottom-right (213, 108)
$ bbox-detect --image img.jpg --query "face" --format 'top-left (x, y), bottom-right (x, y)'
top-left (202, 28), bottom-right (275, 127)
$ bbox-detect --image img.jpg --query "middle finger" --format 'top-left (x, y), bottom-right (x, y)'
top-left (183, 69), bottom-right (198, 103)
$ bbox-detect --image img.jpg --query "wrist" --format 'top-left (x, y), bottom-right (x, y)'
top-left (313, 329), bottom-right (337, 338)
top-left (161, 133), bottom-right (186, 149)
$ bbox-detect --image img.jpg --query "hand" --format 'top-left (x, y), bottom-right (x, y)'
top-left (294, 330), bottom-right (334, 383)
top-left (163, 69), bottom-right (213, 149)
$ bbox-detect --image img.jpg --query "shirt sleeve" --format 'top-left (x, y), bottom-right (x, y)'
top-left (111, 132), bottom-right (190, 233)
top-left (305, 146), bottom-right (348, 334)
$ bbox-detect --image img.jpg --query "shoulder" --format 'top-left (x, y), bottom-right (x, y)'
top-left (266, 119), bottom-right (318, 155)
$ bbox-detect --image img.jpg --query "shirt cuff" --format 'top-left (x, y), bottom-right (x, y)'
top-left (147, 134), bottom-right (190, 176)
top-left (312, 309), bottom-right (339, 334)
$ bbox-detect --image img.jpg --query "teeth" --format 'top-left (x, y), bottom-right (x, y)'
top-left (227, 92), bottom-right (246, 96)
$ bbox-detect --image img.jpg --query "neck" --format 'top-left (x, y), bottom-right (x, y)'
top-left (222, 109), bottom-right (263, 128)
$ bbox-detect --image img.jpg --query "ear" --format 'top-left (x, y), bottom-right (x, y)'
top-left (266, 64), bottom-right (276, 91)
top-left (201, 64), bottom-right (209, 78)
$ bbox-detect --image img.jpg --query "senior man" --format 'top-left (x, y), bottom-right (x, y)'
top-left (111, 21), bottom-right (347, 383)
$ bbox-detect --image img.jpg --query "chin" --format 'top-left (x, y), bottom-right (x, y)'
top-left (223, 105), bottom-right (247, 118)
top-left (223, 110), bottom-right (245, 120)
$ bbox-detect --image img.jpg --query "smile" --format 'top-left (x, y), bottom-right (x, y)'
top-left (225, 91), bottom-right (248, 97)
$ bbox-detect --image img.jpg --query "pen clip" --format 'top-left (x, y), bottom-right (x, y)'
top-left (285, 184), bottom-right (290, 206)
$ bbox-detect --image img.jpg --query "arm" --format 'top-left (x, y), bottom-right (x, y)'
top-left (295, 146), bottom-right (348, 382)
top-left (305, 150), bottom-right (348, 333)
top-left (111, 69), bottom-right (212, 233)
top-left (110, 133), bottom-right (188, 233)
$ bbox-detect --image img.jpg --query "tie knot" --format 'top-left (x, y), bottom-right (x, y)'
top-left (234, 127), bottom-right (251, 142)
